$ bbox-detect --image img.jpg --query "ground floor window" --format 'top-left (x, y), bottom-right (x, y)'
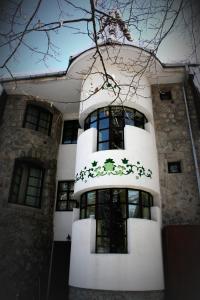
top-left (80, 188), bottom-right (153, 253)
top-left (56, 181), bottom-right (77, 211)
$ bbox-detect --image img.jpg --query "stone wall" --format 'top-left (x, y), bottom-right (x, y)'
top-left (152, 83), bottom-right (200, 225)
top-left (68, 287), bottom-right (164, 300)
top-left (0, 94), bottom-right (62, 299)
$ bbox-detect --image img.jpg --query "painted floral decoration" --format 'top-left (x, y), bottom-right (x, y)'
top-left (75, 158), bottom-right (152, 183)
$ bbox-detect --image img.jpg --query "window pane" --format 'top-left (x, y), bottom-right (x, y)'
top-left (62, 120), bottom-right (79, 144)
top-left (69, 191), bottom-right (74, 200)
top-left (25, 122), bottom-right (37, 130)
top-left (81, 194), bottom-right (86, 208)
top-left (97, 204), bottom-right (110, 219)
top-left (111, 107), bottom-right (123, 117)
top-left (111, 117), bottom-right (124, 127)
top-left (58, 192), bottom-right (68, 201)
top-left (128, 204), bottom-right (140, 218)
top-left (80, 209), bottom-right (85, 219)
top-left (28, 177), bottom-right (41, 187)
top-left (87, 191), bottom-right (96, 205)
top-left (98, 189), bottom-right (110, 204)
top-left (142, 207), bottom-right (151, 219)
top-left (24, 105), bottom-right (52, 135)
top-left (98, 142), bottom-right (109, 151)
top-left (90, 111), bottom-right (97, 122)
top-left (128, 190), bottom-right (139, 204)
top-left (86, 205), bottom-right (95, 218)
top-left (96, 237), bottom-right (110, 253)
top-left (90, 121), bottom-right (97, 129)
top-left (29, 168), bottom-right (42, 178)
top-left (112, 189), bottom-right (126, 204)
top-left (69, 201), bottom-right (77, 210)
top-left (99, 108), bottom-right (109, 118)
top-left (60, 182), bottom-right (68, 191)
top-left (57, 201), bottom-right (68, 211)
top-left (26, 115), bottom-right (38, 125)
top-left (99, 118), bottom-right (109, 129)
top-left (99, 129), bottom-right (109, 142)
top-left (97, 219), bottom-right (109, 236)
top-left (26, 186), bottom-right (40, 197)
top-left (135, 111), bottom-right (144, 128)
top-left (25, 195), bottom-right (40, 207)
top-left (141, 191), bottom-right (149, 206)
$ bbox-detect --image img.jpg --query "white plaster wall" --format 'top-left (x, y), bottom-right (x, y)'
top-left (74, 125), bottom-right (160, 201)
top-left (54, 144), bottom-right (77, 241)
top-left (54, 211), bottom-right (73, 241)
top-left (56, 144), bottom-right (77, 180)
top-left (69, 217), bottom-right (164, 291)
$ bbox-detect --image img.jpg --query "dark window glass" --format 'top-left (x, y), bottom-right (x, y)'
top-left (160, 90), bottom-right (172, 100)
top-left (56, 181), bottom-right (77, 211)
top-left (24, 104), bottom-right (52, 135)
top-left (84, 106), bottom-right (147, 151)
top-left (80, 188), bottom-right (153, 254)
top-left (62, 120), bottom-right (80, 144)
top-left (168, 161), bottom-right (182, 173)
top-left (9, 159), bottom-right (44, 208)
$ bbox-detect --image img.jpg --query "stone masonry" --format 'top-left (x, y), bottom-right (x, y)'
top-left (0, 94), bottom-right (62, 300)
top-left (152, 82), bottom-right (200, 225)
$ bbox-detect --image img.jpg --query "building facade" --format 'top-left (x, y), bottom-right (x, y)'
top-left (0, 44), bottom-right (200, 300)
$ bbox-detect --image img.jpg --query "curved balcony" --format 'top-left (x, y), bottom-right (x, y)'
top-left (69, 215), bottom-right (164, 291)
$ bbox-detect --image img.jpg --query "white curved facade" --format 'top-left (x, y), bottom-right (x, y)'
top-left (69, 45), bottom-right (164, 291)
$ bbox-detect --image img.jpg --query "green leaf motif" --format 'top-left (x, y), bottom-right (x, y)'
top-left (122, 158), bottom-right (128, 164)
top-left (75, 158), bottom-right (152, 183)
top-left (92, 161), bottom-right (98, 167)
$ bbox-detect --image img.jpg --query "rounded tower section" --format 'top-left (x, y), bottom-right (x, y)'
top-left (69, 45), bottom-right (164, 291)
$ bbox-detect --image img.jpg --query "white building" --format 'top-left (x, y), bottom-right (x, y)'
top-left (1, 42), bottom-right (200, 300)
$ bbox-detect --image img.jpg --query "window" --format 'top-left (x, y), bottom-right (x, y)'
top-left (159, 90), bottom-right (172, 100)
top-left (62, 120), bottom-right (79, 144)
top-left (168, 161), bottom-right (182, 173)
top-left (23, 104), bottom-right (52, 135)
top-left (80, 188), bottom-right (153, 253)
top-left (56, 181), bottom-right (77, 211)
top-left (9, 159), bottom-right (44, 208)
top-left (84, 106), bottom-right (147, 151)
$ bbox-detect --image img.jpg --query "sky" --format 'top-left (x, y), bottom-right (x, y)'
top-left (0, 0), bottom-right (199, 78)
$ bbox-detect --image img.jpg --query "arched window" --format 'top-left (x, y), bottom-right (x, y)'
top-left (9, 158), bottom-right (45, 208)
top-left (23, 103), bottom-right (52, 136)
top-left (84, 106), bottom-right (147, 151)
top-left (80, 188), bottom-right (153, 253)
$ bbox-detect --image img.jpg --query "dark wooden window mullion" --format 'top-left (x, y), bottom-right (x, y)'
top-left (24, 166), bottom-right (30, 205)
top-left (36, 110), bottom-right (41, 132)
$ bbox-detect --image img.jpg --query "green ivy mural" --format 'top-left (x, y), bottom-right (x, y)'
top-left (75, 158), bottom-right (152, 183)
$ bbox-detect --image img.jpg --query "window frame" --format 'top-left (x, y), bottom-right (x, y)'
top-left (56, 180), bottom-right (77, 211)
top-left (80, 188), bottom-right (153, 253)
top-left (62, 120), bottom-right (80, 144)
top-left (168, 161), bottom-right (182, 173)
top-left (23, 103), bottom-right (53, 136)
top-left (84, 106), bottom-right (147, 151)
top-left (9, 159), bottom-right (45, 208)
top-left (159, 90), bottom-right (172, 101)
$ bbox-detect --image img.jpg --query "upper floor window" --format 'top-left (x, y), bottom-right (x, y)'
top-left (84, 106), bottom-right (147, 151)
top-left (159, 90), bottom-right (172, 100)
top-left (62, 120), bottom-right (79, 144)
top-left (23, 104), bottom-right (52, 136)
top-left (9, 159), bottom-right (44, 208)
top-left (168, 161), bottom-right (182, 173)
top-left (80, 188), bottom-right (153, 253)
top-left (56, 181), bottom-right (77, 211)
